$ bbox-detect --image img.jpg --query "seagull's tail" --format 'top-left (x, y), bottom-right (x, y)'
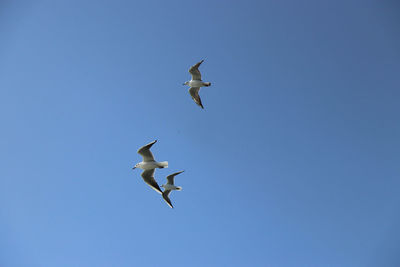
top-left (204, 82), bottom-right (211, 87)
top-left (175, 186), bottom-right (182, 191)
top-left (157, 161), bottom-right (168, 168)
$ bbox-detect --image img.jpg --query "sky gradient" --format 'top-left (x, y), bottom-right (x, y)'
top-left (1, 1), bottom-right (399, 266)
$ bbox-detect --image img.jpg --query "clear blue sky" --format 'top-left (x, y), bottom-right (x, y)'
top-left (1, 1), bottom-right (399, 266)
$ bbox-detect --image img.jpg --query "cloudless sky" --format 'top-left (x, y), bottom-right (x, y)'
top-left (1, 1), bottom-right (399, 266)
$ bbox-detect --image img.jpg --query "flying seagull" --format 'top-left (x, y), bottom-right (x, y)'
top-left (132, 140), bottom-right (168, 194)
top-left (183, 60), bottom-right (211, 109)
top-left (161, 170), bottom-right (184, 208)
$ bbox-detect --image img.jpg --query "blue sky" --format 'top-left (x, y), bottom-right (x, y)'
top-left (0, 0), bottom-right (399, 266)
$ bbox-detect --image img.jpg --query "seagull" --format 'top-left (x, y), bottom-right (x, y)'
top-left (183, 60), bottom-right (211, 109)
top-left (132, 140), bottom-right (168, 194)
top-left (161, 171), bottom-right (184, 208)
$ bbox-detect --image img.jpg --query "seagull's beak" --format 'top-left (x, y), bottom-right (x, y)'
top-left (132, 167), bottom-right (136, 170)
top-left (182, 83), bottom-right (186, 85)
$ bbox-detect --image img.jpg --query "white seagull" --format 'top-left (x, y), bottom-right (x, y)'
top-left (132, 140), bottom-right (168, 194)
top-left (161, 171), bottom-right (184, 208)
top-left (183, 60), bottom-right (211, 109)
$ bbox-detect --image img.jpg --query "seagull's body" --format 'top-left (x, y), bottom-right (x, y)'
top-left (135, 161), bottom-right (166, 170)
top-left (183, 60), bottom-right (211, 109)
top-left (186, 80), bottom-right (208, 88)
top-left (161, 171), bottom-right (184, 208)
top-left (132, 140), bottom-right (168, 194)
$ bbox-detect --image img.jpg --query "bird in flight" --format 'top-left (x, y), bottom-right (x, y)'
top-left (132, 140), bottom-right (168, 194)
top-left (161, 171), bottom-right (184, 208)
top-left (183, 60), bottom-right (211, 109)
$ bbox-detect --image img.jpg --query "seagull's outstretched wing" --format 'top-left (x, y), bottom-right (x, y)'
top-left (137, 140), bottom-right (157, 162)
top-left (166, 170), bottom-right (184, 185)
top-left (189, 87), bottom-right (204, 109)
top-left (162, 190), bottom-right (173, 208)
top-left (189, 60), bottom-right (204, 80)
top-left (141, 169), bottom-right (162, 194)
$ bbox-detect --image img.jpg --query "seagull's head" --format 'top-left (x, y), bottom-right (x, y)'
top-left (132, 163), bottom-right (139, 170)
top-left (183, 81), bottom-right (189, 86)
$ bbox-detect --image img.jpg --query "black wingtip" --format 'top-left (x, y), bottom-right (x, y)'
top-left (165, 200), bottom-right (174, 209)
